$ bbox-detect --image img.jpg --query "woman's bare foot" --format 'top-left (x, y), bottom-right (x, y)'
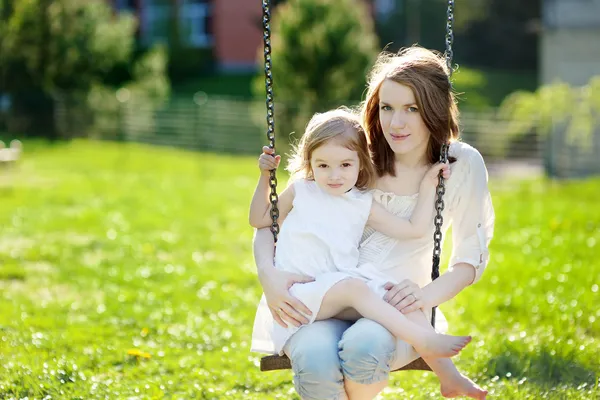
top-left (440, 373), bottom-right (488, 399)
top-left (414, 333), bottom-right (472, 358)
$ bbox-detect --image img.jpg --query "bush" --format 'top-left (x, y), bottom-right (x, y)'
top-left (252, 0), bottom-right (378, 147)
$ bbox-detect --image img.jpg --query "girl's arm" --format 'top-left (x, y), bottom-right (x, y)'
top-left (249, 147), bottom-right (295, 228)
top-left (249, 178), bottom-right (295, 228)
top-left (367, 163), bottom-right (449, 239)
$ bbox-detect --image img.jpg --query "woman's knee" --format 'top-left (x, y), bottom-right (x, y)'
top-left (286, 320), bottom-right (350, 400)
top-left (338, 318), bottom-right (396, 384)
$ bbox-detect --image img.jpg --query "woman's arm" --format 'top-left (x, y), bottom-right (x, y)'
top-left (253, 228), bottom-right (314, 328)
top-left (383, 263), bottom-right (476, 313)
top-left (385, 149), bottom-right (494, 313)
top-left (420, 263), bottom-right (475, 308)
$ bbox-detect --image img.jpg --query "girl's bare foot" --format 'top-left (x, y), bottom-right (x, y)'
top-left (414, 333), bottom-right (472, 358)
top-left (440, 373), bottom-right (488, 399)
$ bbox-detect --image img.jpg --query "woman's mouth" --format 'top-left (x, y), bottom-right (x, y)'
top-left (328, 183), bottom-right (343, 189)
top-left (390, 133), bottom-right (410, 141)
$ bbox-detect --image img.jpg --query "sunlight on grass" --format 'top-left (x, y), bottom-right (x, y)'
top-left (0, 140), bottom-right (598, 399)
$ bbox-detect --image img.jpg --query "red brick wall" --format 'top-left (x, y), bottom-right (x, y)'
top-left (213, 0), bottom-right (262, 71)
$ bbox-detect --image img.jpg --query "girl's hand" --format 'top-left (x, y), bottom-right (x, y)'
top-left (421, 162), bottom-right (450, 189)
top-left (383, 279), bottom-right (429, 314)
top-left (258, 146), bottom-right (281, 176)
top-left (259, 268), bottom-right (315, 328)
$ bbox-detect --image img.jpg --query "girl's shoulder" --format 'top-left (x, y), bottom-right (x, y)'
top-left (289, 178), bottom-right (321, 199)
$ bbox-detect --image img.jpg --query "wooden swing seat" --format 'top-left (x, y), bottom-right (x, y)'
top-left (260, 354), bottom-right (431, 372)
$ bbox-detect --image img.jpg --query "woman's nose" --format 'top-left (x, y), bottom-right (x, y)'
top-left (390, 112), bottom-right (406, 129)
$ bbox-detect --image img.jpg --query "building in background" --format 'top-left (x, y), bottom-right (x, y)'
top-left (541, 0), bottom-right (600, 86)
top-left (110, 0), bottom-right (260, 72)
top-left (110, 0), bottom-right (379, 73)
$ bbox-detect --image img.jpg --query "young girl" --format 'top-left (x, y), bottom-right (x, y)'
top-left (248, 108), bottom-right (471, 361)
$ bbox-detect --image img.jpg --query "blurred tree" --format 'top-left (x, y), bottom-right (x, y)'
top-left (253, 0), bottom-right (378, 144)
top-left (373, 0), bottom-right (539, 71)
top-left (499, 77), bottom-right (600, 176)
top-left (0, 0), bottom-right (169, 137)
top-left (454, 0), bottom-right (540, 70)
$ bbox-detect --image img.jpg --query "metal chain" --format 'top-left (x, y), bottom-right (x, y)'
top-left (445, 0), bottom-right (454, 78)
top-left (431, 0), bottom-right (454, 327)
top-left (263, 0), bottom-right (280, 242)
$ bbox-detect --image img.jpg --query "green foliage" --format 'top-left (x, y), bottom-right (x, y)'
top-left (499, 77), bottom-right (600, 146)
top-left (0, 0), bottom-right (170, 138)
top-left (0, 0), bottom-right (136, 92)
top-left (0, 140), bottom-right (598, 399)
top-left (270, 0), bottom-right (377, 104)
top-left (253, 0), bottom-right (378, 141)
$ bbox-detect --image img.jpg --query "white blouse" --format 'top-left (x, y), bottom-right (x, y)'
top-left (357, 141), bottom-right (495, 289)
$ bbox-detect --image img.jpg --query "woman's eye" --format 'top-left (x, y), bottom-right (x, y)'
top-left (380, 105), bottom-right (392, 111)
top-left (408, 106), bottom-right (419, 113)
top-left (342, 163), bottom-right (352, 168)
top-left (318, 164), bottom-right (328, 168)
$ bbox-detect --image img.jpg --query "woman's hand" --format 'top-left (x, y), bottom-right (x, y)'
top-left (258, 146), bottom-right (281, 176)
top-left (383, 279), bottom-right (429, 314)
top-left (259, 267), bottom-right (315, 328)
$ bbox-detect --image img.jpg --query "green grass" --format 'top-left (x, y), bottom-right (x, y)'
top-left (0, 140), bottom-right (598, 399)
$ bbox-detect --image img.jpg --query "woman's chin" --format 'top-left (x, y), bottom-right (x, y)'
top-left (388, 141), bottom-right (416, 155)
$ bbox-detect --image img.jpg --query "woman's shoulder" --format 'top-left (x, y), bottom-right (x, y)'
top-left (449, 141), bottom-right (487, 173)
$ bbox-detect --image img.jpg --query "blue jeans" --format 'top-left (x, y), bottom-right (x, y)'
top-left (283, 318), bottom-right (397, 400)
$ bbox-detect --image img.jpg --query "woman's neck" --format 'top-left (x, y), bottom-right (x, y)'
top-left (394, 151), bottom-right (429, 170)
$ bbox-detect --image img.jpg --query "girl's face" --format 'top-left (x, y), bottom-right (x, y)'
top-left (378, 79), bottom-right (431, 160)
top-left (310, 138), bottom-right (361, 196)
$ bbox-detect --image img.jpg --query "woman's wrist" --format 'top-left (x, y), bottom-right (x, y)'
top-left (257, 263), bottom-right (277, 284)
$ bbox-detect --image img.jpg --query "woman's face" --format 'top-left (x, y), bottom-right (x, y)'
top-left (378, 79), bottom-right (431, 159)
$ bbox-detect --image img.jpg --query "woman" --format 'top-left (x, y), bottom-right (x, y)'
top-left (251, 46), bottom-right (495, 400)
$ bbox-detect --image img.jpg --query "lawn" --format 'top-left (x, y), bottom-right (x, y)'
top-left (0, 140), bottom-right (598, 399)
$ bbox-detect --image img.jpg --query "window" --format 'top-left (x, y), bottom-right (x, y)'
top-left (140, 0), bottom-right (212, 48)
top-left (115, 0), bottom-right (137, 12)
top-left (180, 0), bottom-right (212, 48)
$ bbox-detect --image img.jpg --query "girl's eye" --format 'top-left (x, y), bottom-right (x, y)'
top-left (408, 106), bottom-right (419, 113)
top-left (318, 164), bottom-right (328, 168)
top-left (380, 105), bottom-right (392, 111)
top-left (342, 163), bottom-right (352, 168)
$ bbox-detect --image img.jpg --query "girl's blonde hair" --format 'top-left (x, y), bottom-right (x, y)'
top-left (287, 108), bottom-right (376, 190)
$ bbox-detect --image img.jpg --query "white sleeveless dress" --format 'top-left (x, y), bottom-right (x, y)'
top-left (252, 178), bottom-right (377, 354)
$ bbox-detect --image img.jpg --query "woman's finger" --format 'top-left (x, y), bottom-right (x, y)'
top-left (383, 282), bottom-right (409, 302)
top-left (287, 296), bottom-right (313, 317)
top-left (280, 302), bottom-right (309, 326)
top-left (270, 308), bottom-right (288, 328)
top-left (387, 287), bottom-right (413, 306)
top-left (401, 300), bottom-right (425, 314)
top-left (395, 294), bottom-right (417, 311)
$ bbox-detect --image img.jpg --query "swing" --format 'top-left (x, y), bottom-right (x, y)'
top-left (259, 0), bottom-right (455, 373)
